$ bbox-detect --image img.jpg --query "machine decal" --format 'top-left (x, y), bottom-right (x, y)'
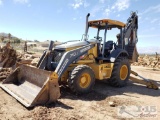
top-left (80, 46), bottom-right (91, 53)
top-left (55, 44), bottom-right (94, 77)
top-left (70, 52), bottom-right (78, 58)
top-left (57, 58), bottom-right (69, 76)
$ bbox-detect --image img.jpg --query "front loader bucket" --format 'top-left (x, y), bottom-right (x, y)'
top-left (0, 65), bottom-right (60, 107)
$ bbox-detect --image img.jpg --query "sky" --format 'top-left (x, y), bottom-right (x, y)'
top-left (0, 0), bottom-right (160, 49)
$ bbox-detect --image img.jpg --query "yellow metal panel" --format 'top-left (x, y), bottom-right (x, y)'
top-left (88, 63), bottom-right (114, 80)
top-left (60, 71), bottom-right (68, 82)
top-left (77, 60), bottom-right (94, 64)
top-left (65, 46), bottom-right (82, 51)
top-left (88, 19), bottom-right (125, 28)
top-left (60, 62), bottom-right (114, 81)
top-left (103, 19), bottom-right (125, 27)
top-left (88, 44), bottom-right (98, 58)
top-left (65, 43), bottom-right (97, 60)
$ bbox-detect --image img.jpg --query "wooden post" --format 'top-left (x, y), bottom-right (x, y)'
top-left (24, 41), bottom-right (27, 53)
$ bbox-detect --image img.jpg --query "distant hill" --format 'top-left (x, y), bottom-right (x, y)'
top-left (0, 32), bottom-right (24, 43)
top-left (0, 32), bottom-right (16, 38)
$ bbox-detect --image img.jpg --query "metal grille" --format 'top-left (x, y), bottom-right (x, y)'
top-left (52, 50), bottom-right (65, 62)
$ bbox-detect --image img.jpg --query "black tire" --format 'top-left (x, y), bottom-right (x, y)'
top-left (109, 57), bottom-right (130, 87)
top-left (68, 65), bottom-right (95, 94)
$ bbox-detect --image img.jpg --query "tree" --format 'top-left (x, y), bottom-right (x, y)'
top-left (34, 40), bottom-right (40, 42)
top-left (13, 38), bottom-right (21, 43)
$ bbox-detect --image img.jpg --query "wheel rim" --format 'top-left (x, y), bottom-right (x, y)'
top-left (120, 65), bottom-right (128, 80)
top-left (79, 73), bottom-right (91, 88)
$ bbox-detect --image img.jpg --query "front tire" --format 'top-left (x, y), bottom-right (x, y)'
top-left (109, 57), bottom-right (130, 87)
top-left (68, 65), bottom-right (95, 94)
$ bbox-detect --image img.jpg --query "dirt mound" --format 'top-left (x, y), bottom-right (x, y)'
top-left (132, 54), bottom-right (160, 69)
top-left (32, 106), bottom-right (53, 119)
top-left (0, 43), bottom-right (17, 68)
top-left (0, 68), bottom-right (12, 81)
top-left (0, 43), bottom-right (40, 81)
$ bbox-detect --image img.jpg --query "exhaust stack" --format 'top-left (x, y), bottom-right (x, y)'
top-left (84, 13), bottom-right (90, 41)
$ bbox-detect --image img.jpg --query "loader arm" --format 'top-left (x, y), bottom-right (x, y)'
top-left (37, 41), bottom-right (95, 79)
top-left (54, 43), bottom-right (95, 78)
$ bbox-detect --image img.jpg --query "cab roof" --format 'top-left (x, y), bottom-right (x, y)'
top-left (88, 19), bottom-right (126, 29)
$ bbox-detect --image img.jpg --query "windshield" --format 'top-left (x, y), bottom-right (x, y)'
top-left (88, 27), bottom-right (120, 43)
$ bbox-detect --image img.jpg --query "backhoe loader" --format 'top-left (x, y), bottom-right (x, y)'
top-left (0, 12), bottom-right (158, 107)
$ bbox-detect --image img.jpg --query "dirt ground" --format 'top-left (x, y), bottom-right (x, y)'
top-left (0, 66), bottom-right (160, 120)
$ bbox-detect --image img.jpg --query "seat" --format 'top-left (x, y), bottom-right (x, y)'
top-left (104, 41), bottom-right (113, 56)
top-left (105, 41), bottom-right (113, 49)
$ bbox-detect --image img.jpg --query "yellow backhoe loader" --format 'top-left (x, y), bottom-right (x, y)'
top-left (0, 12), bottom-right (158, 107)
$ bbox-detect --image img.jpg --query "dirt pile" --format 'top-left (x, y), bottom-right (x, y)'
top-left (132, 54), bottom-right (160, 69)
top-left (0, 68), bottom-right (12, 81)
top-left (16, 53), bottom-right (39, 66)
top-left (0, 43), bottom-right (17, 68)
top-left (0, 43), bottom-right (39, 81)
top-left (0, 43), bottom-right (16, 81)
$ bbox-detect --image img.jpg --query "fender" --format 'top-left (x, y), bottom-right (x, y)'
top-left (108, 48), bottom-right (129, 62)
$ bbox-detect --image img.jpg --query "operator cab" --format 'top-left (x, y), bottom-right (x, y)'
top-left (88, 19), bottom-right (125, 59)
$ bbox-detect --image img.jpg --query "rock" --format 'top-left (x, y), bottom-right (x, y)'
top-left (31, 58), bottom-right (39, 66)
top-left (132, 54), bottom-right (160, 69)
top-left (108, 101), bottom-right (116, 107)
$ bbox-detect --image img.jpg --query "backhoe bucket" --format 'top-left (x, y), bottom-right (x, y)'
top-left (129, 45), bottom-right (139, 63)
top-left (0, 65), bottom-right (60, 107)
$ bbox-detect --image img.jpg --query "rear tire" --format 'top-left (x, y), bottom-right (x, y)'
top-left (68, 65), bottom-right (95, 94)
top-left (109, 57), bottom-right (130, 87)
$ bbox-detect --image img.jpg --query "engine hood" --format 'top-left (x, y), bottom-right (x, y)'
top-left (54, 39), bottom-right (98, 50)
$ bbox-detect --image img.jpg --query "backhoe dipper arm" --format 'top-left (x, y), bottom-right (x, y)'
top-left (55, 44), bottom-right (95, 78)
top-left (123, 12), bottom-right (138, 44)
